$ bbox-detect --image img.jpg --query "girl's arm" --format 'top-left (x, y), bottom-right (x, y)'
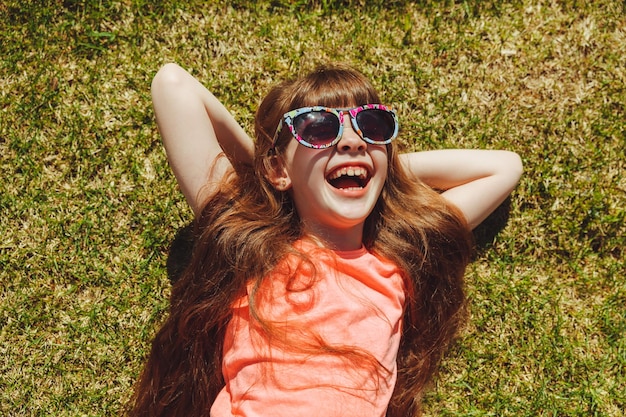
top-left (151, 63), bottom-right (254, 215)
top-left (400, 150), bottom-right (523, 229)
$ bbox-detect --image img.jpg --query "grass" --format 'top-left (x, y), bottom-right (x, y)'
top-left (1, 0), bottom-right (624, 415)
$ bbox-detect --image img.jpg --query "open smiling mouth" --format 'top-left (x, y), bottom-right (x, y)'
top-left (326, 166), bottom-right (371, 190)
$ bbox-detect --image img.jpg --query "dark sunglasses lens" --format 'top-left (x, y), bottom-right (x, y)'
top-left (356, 109), bottom-right (396, 142)
top-left (293, 111), bottom-right (340, 147)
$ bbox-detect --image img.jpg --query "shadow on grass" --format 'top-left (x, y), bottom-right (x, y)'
top-left (166, 223), bottom-right (196, 284)
top-left (471, 196), bottom-right (512, 259)
top-left (165, 197), bottom-right (512, 283)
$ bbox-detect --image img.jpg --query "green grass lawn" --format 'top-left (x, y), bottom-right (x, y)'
top-left (1, 0), bottom-right (624, 415)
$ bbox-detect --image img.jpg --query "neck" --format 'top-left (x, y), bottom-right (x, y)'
top-left (303, 222), bottom-right (364, 252)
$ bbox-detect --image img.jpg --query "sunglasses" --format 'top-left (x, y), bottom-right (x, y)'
top-left (271, 104), bottom-right (399, 150)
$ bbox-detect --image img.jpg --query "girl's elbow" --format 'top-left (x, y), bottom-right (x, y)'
top-left (151, 63), bottom-right (186, 93)
top-left (502, 152), bottom-right (523, 200)
top-left (509, 151), bottom-right (524, 183)
top-left (499, 150), bottom-right (524, 184)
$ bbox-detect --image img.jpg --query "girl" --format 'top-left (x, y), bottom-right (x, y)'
top-left (130, 63), bottom-right (523, 417)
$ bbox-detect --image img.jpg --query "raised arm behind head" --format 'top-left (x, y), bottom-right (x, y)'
top-left (400, 149), bottom-right (523, 229)
top-left (151, 63), bottom-right (254, 215)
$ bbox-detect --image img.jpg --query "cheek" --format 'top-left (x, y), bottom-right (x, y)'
top-left (371, 147), bottom-right (389, 175)
top-left (286, 145), bottom-right (330, 178)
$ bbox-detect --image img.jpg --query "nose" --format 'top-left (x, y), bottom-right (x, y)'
top-left (336, 116), bottom-right (365, 152)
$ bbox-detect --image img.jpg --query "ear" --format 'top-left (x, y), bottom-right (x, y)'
top-left (265, 154), bottom-right (292, 191)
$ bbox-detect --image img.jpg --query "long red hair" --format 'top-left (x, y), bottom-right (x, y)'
top-left (129, 65), bottom-right (472, 417)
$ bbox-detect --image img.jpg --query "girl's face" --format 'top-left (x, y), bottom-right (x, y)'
top-left (278, 114), bottom-right (388, 250)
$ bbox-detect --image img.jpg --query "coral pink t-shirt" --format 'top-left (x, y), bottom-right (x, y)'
top-left (210, 243), bottom-right (405, 417)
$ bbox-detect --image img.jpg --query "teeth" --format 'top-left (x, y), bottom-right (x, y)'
top-left (328, 166), bottom-right (368, 180)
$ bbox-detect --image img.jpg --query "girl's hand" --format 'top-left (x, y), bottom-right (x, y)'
top-left (151, 63), bottom-right (254, 215)
top-left (400, 149), bottom-right (523, 229)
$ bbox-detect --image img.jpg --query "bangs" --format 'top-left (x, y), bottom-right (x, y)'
top-left (287, 66), bottom-right (381, 110)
